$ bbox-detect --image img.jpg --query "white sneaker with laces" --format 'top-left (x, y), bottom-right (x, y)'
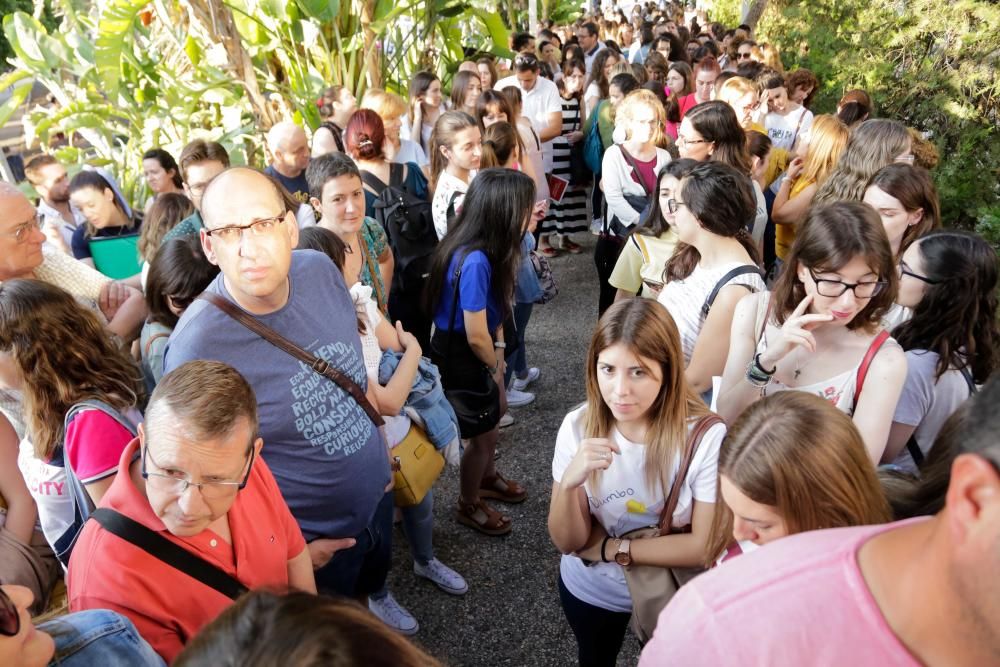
top-left (506, 387), bottom-right (535, 407)
top-left (499, 412), bottom-right (514, 428)
top-left (414, 558), bottom-right (469, 595)
top-left (512, 367), bottom-right (540, 392)
top-left (368, 592), bottom-right (419, 635)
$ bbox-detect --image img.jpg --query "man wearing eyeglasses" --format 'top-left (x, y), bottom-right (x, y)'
top-left (642, 375), bottom-right (1000, 667)
top-left (67, 361), bottom-right (314, 663)
top-left (576, 22), bottom-right (605, 74)
top-left (163, 167), bottom-right (395, 606)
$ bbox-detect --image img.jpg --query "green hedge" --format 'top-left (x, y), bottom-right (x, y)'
top-left (714, 0), bottom-right (1000, 241)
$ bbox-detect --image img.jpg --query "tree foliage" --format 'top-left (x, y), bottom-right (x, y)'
top-left (716, 0), bottom-right (999, 236)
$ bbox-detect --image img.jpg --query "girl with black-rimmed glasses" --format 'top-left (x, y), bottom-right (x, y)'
top-left (882, 230), bottom-right (1000, 474)
top-left (718, 201), bottom-right (907, 464)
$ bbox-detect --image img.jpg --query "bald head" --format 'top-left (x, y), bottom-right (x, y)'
top-left (0, 181), bottom-right (29, 206)
top-left (267, 121), bottom-right (307, 153)
top-left (266, 122), bottom-right (310, 178)
top-left (200, 167), bottom-right (283, 227)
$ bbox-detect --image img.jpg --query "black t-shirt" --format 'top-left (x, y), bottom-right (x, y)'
top-left (264, 165), bottom-right (310, 204)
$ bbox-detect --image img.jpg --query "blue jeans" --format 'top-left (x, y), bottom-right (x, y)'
top-left (314, 491), bottom-right (394, 599)
top-left (42, 609), bottom-right (165, 667)
top-left (371, 489), bottom-right (436, 601)
top-left (504, 302), bottom-right (534, 385)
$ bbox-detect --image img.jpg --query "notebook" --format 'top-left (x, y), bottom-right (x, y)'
top-left (89, 233), bottom-right (141, 280)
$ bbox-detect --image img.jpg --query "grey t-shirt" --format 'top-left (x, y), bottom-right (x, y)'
top-left (164, 250), bottom-right (389, 540)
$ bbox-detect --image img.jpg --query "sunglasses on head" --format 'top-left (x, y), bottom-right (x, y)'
top-left (1, 586), bottom-right (20, 637)
top-left (514, 54), bottom-right (538, 67)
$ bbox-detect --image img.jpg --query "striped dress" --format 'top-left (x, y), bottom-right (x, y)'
top-left (540, 94), bottom-right (589, 236)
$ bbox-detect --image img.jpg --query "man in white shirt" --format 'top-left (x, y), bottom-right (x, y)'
top-left (577, 22), bottom-right (606, 74)
top-left (23, 154), bottom-right (85, 255)
top-left (494, 52), bottom-right (562, 173)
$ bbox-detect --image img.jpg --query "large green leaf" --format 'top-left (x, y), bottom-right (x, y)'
top-left (469, 8), bottom-right (512, 58)
top-left (0, 80), bottom-right (31, 128)
top-left (3, 12), bottom-right (55, 69)
top-left (295, 0), bottom-right (338, 22)
top-left (94, 0), bottom-right (152, 98)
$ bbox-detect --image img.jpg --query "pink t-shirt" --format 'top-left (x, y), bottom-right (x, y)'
top-left (65, 410), bottom-right (136, 484)
top-left (639, 520), bottom-right (926, 667)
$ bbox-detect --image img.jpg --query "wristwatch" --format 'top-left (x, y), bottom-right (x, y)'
top-left (614, 538), bottom-right (632, 566)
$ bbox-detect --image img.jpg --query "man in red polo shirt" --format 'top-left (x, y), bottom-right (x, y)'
top-left (67, 360), bottom-right (315, 663)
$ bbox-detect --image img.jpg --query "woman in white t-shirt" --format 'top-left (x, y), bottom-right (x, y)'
top-left (761, 72), bottom-right (814, 152)
top-left (706, 391), bottom-right (890, 567)
top-left (883, 230), bottom-right (1000, 474)
top-left (548, 298), bottom-right (726, 667)
top-left (657, 161), bottom-right (765, 398)
top-left (718, 201), bottom-right (907, 464)
top-left (429, 111), bottom-right (482, 240)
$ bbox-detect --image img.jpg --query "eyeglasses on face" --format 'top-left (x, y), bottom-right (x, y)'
top-left (2, 213), bottom-right (42, 244)
top-left (676, 136), bottom-right (709, 147)
top-left (898, 262), bottom-right (939, 285)
top-left (204, 214), bottom-right (286, 243)
top-left (141, 444), bottom-right (255, 500)
top-left (0, 586), bottom-right (19, 637)
top-left (666, 198), bottom-right (687, 214)
top-left (808, 268), bottom-right (887, 298)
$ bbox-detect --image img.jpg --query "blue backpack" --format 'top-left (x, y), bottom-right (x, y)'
top-left (584, 100), bottom-right (605, 175)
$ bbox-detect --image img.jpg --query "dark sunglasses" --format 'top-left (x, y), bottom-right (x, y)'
top-left (1, 586), bottom-right (20, 637)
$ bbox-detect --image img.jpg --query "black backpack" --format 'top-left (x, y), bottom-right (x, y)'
top-left (361, 163), bottom-right (437, 293)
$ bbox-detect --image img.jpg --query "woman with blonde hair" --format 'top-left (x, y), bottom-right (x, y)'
top-left (360, 88), bottom-right (427, 167)
top-left (0, 279), bottom-right (143, 564)
top-left (718, 201), bottom-right (907, 463)
top-left (814, 118), bottom-right (912, 205)
top-left (548, 298), bottom-right (726, 667)
top-left (597, 89), bottom-right (671, 315)
top-left (706, 391), bottom-right (890, 565)
top-left (772, 114), bottom-right (849, 264)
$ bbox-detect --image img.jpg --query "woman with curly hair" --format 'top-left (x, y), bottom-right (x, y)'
top-left (0, 279), bottom-right (143, 562)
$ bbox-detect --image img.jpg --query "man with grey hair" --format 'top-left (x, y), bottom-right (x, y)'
top-left (67, 360), bottom-right (314, 664)
top-left (264, 121), bottom-right (312, 203)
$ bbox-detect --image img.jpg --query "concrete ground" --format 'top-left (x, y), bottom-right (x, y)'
top-left (383, 233), bottom-right (642, 666)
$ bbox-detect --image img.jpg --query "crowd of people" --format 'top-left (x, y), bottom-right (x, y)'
top-left (1, 1), bottom-right (998, 666)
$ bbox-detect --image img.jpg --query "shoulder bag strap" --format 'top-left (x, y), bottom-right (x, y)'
top-left (91, 508), bottom-right (248, 600)
top-left (144, 332), bottom-right (171, 361)
top-left (198, 292), bottom-right (384, 427)
top-left (701, 265), bottom-right (766, 318)
top-left (360, 170), bottom-right (390, 198)
top-left (357, 235), bottom-right (386, 314)
top-left (905, 435), bottom-right (926, 468)
top-left (617, 145), bottom-right (653, 198)
top-left (790, 107), bottom-right (808, 149)
top-left (633, 233), bottom-right (651, 264)
top-left (853, 330), bottom-right (891, 413)
top-left (959, 365), bottom-right (977, 395)
top-left (443, 260), bottom-right (466, 374)
top-left (658, 414), bottom-right (725, 533)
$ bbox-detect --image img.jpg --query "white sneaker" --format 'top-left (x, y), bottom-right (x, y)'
top-left (512, 367), bottom-right (540, 392)
top-left (499, 412), bottom-right (514, 428)
top-left (368, 592), bottom-right (419, 635)
top-left (414, 558), bottom-right (469, 595)
top-left (506, 387), bottom-right (535, 407)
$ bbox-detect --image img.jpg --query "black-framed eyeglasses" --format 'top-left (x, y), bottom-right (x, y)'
top-left (0, 585), bottom-right (19, 637)
top-left (141, 444), bottom-right (255, 499)
top-left (204, 214), bottom-right (286, 243)
top-left (808, 268), bottom-right (887, 299)
top-left (2, 212), bottom-right (42, 244)
top-left (898, 261), bottom-right (939, 285)
top-left (676, 136), bottom-right (709, 147)
top-left (666, 198), bottom-right (687, 214)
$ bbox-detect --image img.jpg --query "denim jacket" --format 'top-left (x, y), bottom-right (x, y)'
top-left (42, 609), bottom-right (165, 667)
top-left (515, 233), bottom-right (543, 304)
top-left (378, 351), bottom-right (459, 449)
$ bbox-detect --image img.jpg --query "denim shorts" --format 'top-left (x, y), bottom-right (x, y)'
top-left (313, 491), bottom-right (394, 599)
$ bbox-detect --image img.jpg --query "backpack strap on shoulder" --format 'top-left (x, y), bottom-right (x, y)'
top-left (853, 330), bottom-right (891, 411)
top-left (360, 170), bottom-right (390, 197)
top-left (701, 265), bottom-right (765, 318)
top-left (633, 233), bottom-right (651, 264)
top-left (389, 162), bottom-right (404, 188)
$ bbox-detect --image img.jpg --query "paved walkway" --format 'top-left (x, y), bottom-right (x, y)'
top-left (383, 233), bottom-right (642, 666)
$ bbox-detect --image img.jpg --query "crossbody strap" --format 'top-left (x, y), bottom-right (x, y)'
top-left (91, 508), bottom-right (248, 600)
top-left (443, 260), bottom-right (465, 372)
top-left (701, 265), bottom-right (766, 318)
top-left (907, 363), bottom-right (977, 469)
top-left (198, 292), bottom-right (384, 427)
top-left (852, 330), bottom-right (891, 413)
top-left (658, 414), bottom-right (724, 533)
top-left (617, 145), bottom-right (653, 197)
top-left (358, 235), bottom-right (386, 314)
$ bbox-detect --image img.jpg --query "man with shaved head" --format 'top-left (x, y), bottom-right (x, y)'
top-left (265, 121), bottom-right (312, 203)
top-left (163, 167), bottom-right (396, 608)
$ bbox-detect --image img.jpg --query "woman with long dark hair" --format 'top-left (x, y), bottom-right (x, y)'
top-left (718, 202), bottom-right (906, 463)
top-left (141, 148), bottom-right (184, 214)
top-left (884, 230), bottom-right (1000, 473)
top-left (863, 163), bottom-right (940, 258)
top-left (68, 170), bottom-right (143, 274)
top-left (424, 168), bottom-right (535, 535)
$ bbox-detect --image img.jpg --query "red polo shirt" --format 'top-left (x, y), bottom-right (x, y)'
top-left (67, 438), bottom-right (306, 663)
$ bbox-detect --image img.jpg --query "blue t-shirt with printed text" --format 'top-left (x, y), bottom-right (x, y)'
top-left (432, 249), bottom-right (503, 334)
top-left (163, 250), bottom-right (389, 541)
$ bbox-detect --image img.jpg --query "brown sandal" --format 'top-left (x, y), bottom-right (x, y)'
top-left (456, 500), bottom-right (512, 536)
top-left (479, 472), bottom-right (528, 504)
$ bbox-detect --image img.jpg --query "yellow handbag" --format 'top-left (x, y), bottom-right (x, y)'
top-left (392, 423), bottom-right (445, 507)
